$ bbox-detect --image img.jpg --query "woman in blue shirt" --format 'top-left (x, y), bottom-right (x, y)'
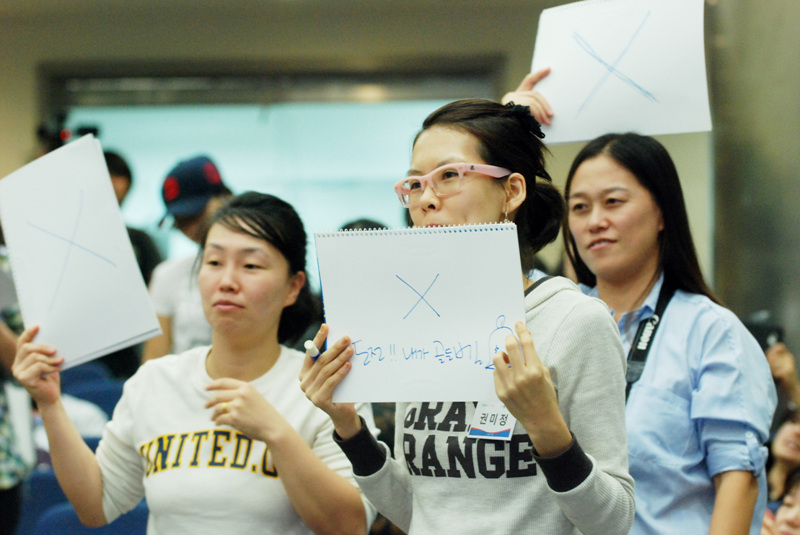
top-left (562, 132), bottom-right (776, 535)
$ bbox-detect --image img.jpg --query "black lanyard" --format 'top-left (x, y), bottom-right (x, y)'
top-left (625, 282), bottom-right (676, 400)
top-left (526, 275), bottom-right (554, 294)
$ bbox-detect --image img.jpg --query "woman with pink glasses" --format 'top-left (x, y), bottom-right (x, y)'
top-left (301, 99), bottom-right (634, 534)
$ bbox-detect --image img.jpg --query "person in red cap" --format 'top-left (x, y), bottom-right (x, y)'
top-left (159, 155), bottom-right (232, 243)
top-left (142, 156), bottom-right (232, 363)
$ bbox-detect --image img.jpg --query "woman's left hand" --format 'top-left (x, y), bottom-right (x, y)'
top-left (492, 321), bottom-right (572, 457)
top-left (205, 379), bottom-right (288, 444)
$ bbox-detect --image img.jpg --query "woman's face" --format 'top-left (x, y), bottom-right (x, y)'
top-left (407, 126), bottom-right (510, 227)
top-left (776, 484), bottom-right (800, 535)
top-left (198, 222), bottom-right (305, 339)
top-left (567, 154), bottom-right (663, 285)
top-left (774, 419), bottom-right (800, 466)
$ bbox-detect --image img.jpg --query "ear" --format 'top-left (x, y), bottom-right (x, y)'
top-left (283, 270), bottom-right (307, 308)
top-left (503, 172), bottom-right (527, 217)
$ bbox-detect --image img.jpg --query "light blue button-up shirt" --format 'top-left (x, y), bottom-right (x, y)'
top-left (583, 275), bottom-right (777, 535)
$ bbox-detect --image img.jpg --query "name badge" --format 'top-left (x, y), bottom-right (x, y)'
top-left (467, 402), bottom-right (517, 441)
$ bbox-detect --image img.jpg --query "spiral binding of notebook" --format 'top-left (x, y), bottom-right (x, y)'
top-left (315, 222), bottom-right (517, 239)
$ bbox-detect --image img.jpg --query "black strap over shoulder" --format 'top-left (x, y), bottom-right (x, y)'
top-left (525, 275), bottom-right (555, 295)
top-left (625, 282), bottom-right (676, 401)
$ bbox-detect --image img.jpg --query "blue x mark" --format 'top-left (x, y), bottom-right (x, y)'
top-left (574, 11), bottom-right (658, 115)
top-left (396, 273), bottom-right (441, 320)
top-left (28, 190), bottom-right (116, 312)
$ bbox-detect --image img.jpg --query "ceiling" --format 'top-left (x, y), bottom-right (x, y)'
top-left (0, 0), bottom-right (548, 20)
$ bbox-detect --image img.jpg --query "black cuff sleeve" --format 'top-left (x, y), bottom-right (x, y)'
top-left (532, 435), bottom-right (594, 493)
top-left (333, 416), bottom-right (387, 477)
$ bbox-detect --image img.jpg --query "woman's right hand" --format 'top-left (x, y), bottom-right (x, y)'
top-left (299, 323), bottom-right (362, 439)
top-left (12, 325), bottom-right (63, 407)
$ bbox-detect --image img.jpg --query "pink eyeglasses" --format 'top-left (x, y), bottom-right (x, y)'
top-left (394, 163), bottom-right (511, 208)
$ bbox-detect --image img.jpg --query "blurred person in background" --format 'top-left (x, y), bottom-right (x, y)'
top-left (142, 155), bottom-right (232, 363)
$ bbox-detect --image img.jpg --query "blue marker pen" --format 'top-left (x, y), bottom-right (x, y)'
top-left (304, 340), bottom-right (321, 362)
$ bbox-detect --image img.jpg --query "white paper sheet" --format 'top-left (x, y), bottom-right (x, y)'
top-left (315, 223), bottom-right (526, 402)
top-left (530, 0), bottom-right (710, 144)
top-left (0, 135), bottom-right (161, 370)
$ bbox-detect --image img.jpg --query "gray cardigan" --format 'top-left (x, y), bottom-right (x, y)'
top-left (340, 276), bottom-right (635, 534)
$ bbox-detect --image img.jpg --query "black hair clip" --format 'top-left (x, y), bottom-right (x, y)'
top-left (504, 101), bottom-right (546, 140)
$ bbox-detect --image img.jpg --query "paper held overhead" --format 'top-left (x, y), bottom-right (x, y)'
top-left (0, 135), bottom-right (161, 370)
top-left (529, 0), bottom-right (711, 144)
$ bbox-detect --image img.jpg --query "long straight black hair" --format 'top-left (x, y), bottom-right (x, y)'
top-left (562, 133), bottom-right (717, 302)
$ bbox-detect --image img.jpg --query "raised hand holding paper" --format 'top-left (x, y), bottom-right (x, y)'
top-left (0, 135), bottom-right (161, 370)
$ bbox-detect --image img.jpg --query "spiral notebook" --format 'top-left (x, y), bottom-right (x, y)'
top-left (315, 223), bottom-right (525, 402)
top-left (0, 135), bottom-right (161, 370)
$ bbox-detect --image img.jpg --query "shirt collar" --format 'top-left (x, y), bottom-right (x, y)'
top-left (614, 273), bottom-right (664, 346)
top-left (584, 272), bottom-right (665, 323)
top-left (638, 272), bottom-right (664, 319)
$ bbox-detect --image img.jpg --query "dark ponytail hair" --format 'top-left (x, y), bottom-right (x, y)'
top-left (563, 133), bottom-right (717, 302)
top-left (200, 191), bottom-right (315, 343)
top-left (416, 99), bottom-right (564, 272)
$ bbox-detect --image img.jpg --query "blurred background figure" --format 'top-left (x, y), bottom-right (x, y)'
top-left (142, 155), bottom-right (232, 362)
top-left (0, 226), bottom-right (30, 535)
top-left (94, 151), bottom-right (163, 379)
top-left (340, 218), bottom-right (387, 232)
top-left (103, 151), bottom-right (162, 286)
top-left (763, 344), bottom-right (800, 518)
top-left (763, 467), bottom-right (800, 535)
top-left (768, 414), bottom-right (800, 504)
top-left (767, 343), bottom-right (800, 427)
